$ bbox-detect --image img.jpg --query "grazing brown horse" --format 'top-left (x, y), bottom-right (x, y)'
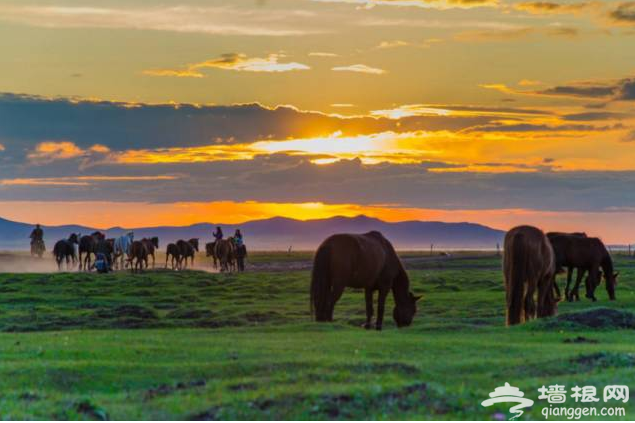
top-left (504, 226), bottom-right (557, 326)
top-left (549, 235), bottom-right (617, 302)
top-left (141, 237), bottom-right (159, 268)
top-left (311, 231), bottom-right (421, 330)
top-left (205, 241), bottom-right (218, 269)
top-left (53, 233), bottom-right (79, 270)
top-left (78, 231), bottom-right (105, 271)
top-left (214, 239), bottom-right (235, 272)
top-left (128, 240), bottom-right (148, 273)
top-left (176, 238), bottom-right (199, 269)
top-left (165, 243), bottom-right (181, 270)
top-left (547, 232), bottom-right (587, 299)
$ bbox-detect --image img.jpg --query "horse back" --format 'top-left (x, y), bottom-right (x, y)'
top-left (318, 232), bottom-right (392, 289)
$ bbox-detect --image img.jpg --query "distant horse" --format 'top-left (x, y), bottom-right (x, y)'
top-left (128, 240), bottom-right (148, 273)
top-left (53, 233), bottom-right (79, 270)
top-left (113, 232), bottom-right (134, 270)
top-left (311, 231), bottom-right (421, 330)
top-left (547, 232), bottom-right (587, 298)
top-left (503, 226), bottom-right (557, 326)
top-left (205, 241), bottom-right (218, 269)
top-left (176, 238), bottom-right (199, 269)
top-left (549, 235), bottom-right (617, 302)
top-left (234, 242), bottom-right (247, 272)
top-left (165, 243), bottom-right (181, 270)
top-left (141, 237), bottom-right (159, 268)
top-left (78, 231), bottom-right (105, 271)
top-left (214, 239), bottom-right (235, 272)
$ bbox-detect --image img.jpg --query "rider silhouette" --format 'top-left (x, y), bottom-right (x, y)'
top-left (234, 229), bottom-right (244, 247)
top-left (213, 226), bottom-right (223, 241)
top-left (30, 224), bottom-right (44, 244)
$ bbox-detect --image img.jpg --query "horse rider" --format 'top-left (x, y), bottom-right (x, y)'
top-left (30, 224), bottom-right (44, 247)
top-left (213, 226), bottom-right (224, 241)
top-left (234, 229), bottom-right (244, 247)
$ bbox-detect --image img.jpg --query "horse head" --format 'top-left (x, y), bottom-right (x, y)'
top-left (151, 237), bottom-right (159, 249)
top-left (189, 238), bottom-right (199, 251)
top-left (69, 233), bottom-right (79, 244)
top-left (392, 292), bottom-right (422, 328)
top-left (606, 271), bottom-right (618, 300)
top-left (91, 231), bottom-right (105, 240)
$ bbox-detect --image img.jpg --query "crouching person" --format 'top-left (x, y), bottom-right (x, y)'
top-left (92, 252), bottom-right (111, 274)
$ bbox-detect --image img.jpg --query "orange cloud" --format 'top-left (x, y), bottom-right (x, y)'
top-left (144, 53), bottom-right (310, 78)
top-left (0, 175), bottom-right (179, 187)
top-left (331, 64), bottom-right (386, 74)
top-left (26, 141), bottom-right (111, 164)
top-left (27, 141), bottom-right (85, 162)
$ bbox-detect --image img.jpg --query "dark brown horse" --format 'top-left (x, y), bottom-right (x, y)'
top-left (141, 237), bottom-right (159, 268)
top-left (78, 231), bottom-right (105, 271)
top-left (504, 226), bottom-right (557, 326)
top-left (214, 239), bottom-right (235, 272)
top-left (311, 231), bottom-right (421, 330)
top-left (547, 232), bottom-right (587, 299)
top-left (128, 240), bottom-right (148, 273)
top-left (165, 243), bottom-right (181, 270)
top-left (176, 238), bottom-right (199, 269)
top-left (548, 235), bottom-right (617, 302)
top-left (53, 233), bottom-right (79, 270)
top-left (235, 243), bottom-right (247, 272)
top-left (205, 241), bottom-right (218, 269)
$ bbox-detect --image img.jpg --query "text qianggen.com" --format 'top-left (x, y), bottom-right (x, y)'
top-left (541, 405), bottom-right (626, 420)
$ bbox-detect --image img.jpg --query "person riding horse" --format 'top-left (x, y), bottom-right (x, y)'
top-left (29, 224), bottom-right (45, 257)
top-left (234, 229), bottom-right (243, 247)
top-left (213, 226), bottom-right (223, 241)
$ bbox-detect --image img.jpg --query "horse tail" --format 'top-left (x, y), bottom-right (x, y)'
top-left (53, 241), bottom-right (62, 260)
top-left (504, 231), bottom-right (527, 326)
top-left (310, 243), bottom-right (332, 321)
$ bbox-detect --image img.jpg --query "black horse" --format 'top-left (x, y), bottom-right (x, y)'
top-left (53, 233), bottom-right (79, 270)
top-left (78, 231), bottom-right (105, 271)
top-left (176, 238), bottom-right (199, 269)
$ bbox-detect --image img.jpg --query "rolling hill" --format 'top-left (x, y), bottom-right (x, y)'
top-left (0, 215), bottom-right (505, 251)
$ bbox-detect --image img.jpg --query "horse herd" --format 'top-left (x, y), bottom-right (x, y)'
top-left (308, 227), bottom-right (621, 330)
top-left (47, 225), bottom-right (618, 330)
top-left (51, 231), bottom-right (247, 273)
top-left (503, 226), bottom-right (617, 326)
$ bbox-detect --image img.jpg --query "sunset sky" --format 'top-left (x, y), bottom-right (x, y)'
top-left (1, 0), bottom-right (635, 241)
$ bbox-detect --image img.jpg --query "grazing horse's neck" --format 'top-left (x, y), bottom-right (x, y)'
top-left (392, 266), bottom-right (410, 305)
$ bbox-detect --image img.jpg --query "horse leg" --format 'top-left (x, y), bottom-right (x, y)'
top-left (553, 274), bottom-right (561, 301)
top-left (375, 286), bottom-right (390, 331)
top-left (537, 274), bottom-right (557, 318)
top-left (564, 267), bottom-right (573, 301)
top-left (524, 278), bottom-right (537, 321)
top-left (585, 268), bottom-right (598, 302)
top-left (571, 269), bottom-right (584, 301)
top-left (363, 288), bottom-right (374, 329)
top-left (152, 252), bottom-right (155, 269)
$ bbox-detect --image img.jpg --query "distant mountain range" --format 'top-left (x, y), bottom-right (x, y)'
top-left (0, 215), bottom-right (505, 251)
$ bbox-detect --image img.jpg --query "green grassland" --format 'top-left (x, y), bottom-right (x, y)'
top-left (1, 252), bottom-right (634, 420)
